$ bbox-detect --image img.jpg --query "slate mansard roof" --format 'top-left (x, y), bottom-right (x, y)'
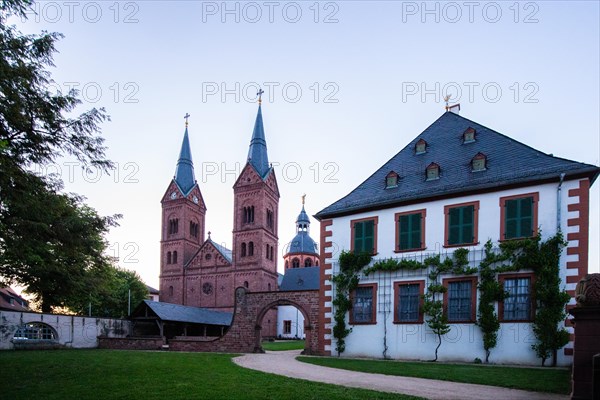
top-left (279, 267), bottom-right (320, 291)
top-left (316, 112), bottom-right (600, 219)
top-left (140, 300), bottom-right (233, 326)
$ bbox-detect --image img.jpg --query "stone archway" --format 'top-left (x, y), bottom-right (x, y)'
top-left (255, 298), bottom-right (313, 354)
top-left (168, 287), bottom-right (321, 354)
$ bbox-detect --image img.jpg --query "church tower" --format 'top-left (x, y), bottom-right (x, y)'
top-left (232, 99), bottom-right (280, 294)
top-left (159, 117), bottom-right (207, 304)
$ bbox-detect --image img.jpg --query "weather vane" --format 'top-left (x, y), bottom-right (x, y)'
top-left (184, 113), bottom-right (190, 127)
top-left (302, 193), bottom-right (306, 205)
top-left (444, 95), bottom-right (451, 111)
top-left (257, 88), bottom-right (264, 105)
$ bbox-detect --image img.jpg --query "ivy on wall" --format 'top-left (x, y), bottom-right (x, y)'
top-left (332, 251), bottom-right (372, 356)
top-left (333, 232), bottom-right (571, 366)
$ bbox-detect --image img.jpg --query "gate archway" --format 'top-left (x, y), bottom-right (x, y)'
top-left (168, 287), bottom-right (321, 354)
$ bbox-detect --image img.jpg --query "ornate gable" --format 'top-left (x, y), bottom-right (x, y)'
top-left (187, 239), bottom-right (232, 269)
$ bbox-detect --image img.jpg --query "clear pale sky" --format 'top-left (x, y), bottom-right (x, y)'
top-left (13, 1), bottom-right (600, 288)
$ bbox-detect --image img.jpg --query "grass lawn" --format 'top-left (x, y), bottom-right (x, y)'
top-left (297, 356), bottom-right (571, 395)
top-left (262, 340), bottom-right (305, 351)
top-left (2, 350), bottom-right (422, 400)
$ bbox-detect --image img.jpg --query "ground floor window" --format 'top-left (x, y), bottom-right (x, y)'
top-left (350, 284), bottom-right (377, 324)
top-left (499, 274), bottom-right (534, 321)
top-left (443, 277), bottom-right (477, 322)
top-left (283, 320), bottom-right (292, 334)
top-left (394, 281), bottom-right (424, 323)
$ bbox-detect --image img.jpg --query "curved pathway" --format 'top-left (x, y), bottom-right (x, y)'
top-left (233, 350), bottom-right (568, 400)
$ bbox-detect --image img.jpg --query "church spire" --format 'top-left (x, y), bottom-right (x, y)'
top-left (247, 91), bottom-right (270, 178)
top-left (174, 114), bottom-right (196, 195)
top-left (296, 194), bottom-right (311, 233)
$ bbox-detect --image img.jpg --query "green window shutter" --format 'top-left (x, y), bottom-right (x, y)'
top-left (364, 220), bottom-right (375, 254)
top-left (519, 197), bottom-right (533, 237)
top-left (448, 208), bottom-right (461, 245)
top-left (449, 206), bottom-right (474, 245)
top-left (505, 199), bottom-right (519, 239)
top-left (354, 221), bottom-right (364, 253)
top-left (410, 213), bottom-right (422, 249)
top-left (399, 213), bottom-right (422, 250)
top-left (505, 197), bottom-right (533, 239)
top-left (462, 205), bottom-right (474, 244)
top-left (399, 215), bottom-right (410, 250)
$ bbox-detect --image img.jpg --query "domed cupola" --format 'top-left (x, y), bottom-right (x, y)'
top-left (283, 195), bottom-right (320, 269)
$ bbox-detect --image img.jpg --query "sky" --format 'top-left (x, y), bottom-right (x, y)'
top-left (12, 0), bottom-right (600, 288)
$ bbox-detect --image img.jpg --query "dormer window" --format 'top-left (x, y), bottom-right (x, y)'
top-left (385, 171), bottom-right (399, 188)
top-left (463, 127), bottom-right (476, 143)
top-left (426, 163), bottom-right (440, 181)
top-left (415, 139), bottom-right (427, 154)
top-left (472, 153), bottom-right (487, 172)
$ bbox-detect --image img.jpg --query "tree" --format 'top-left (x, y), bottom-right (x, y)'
top-left (68, 266), bottom-right (148, 318)
top-left (422, 282), bottom-right (450, 362)
top-left (0, 0), bottom-right (118, 312)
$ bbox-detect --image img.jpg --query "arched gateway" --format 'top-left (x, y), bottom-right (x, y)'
top-left (168, 287), bottom-right (320, 354)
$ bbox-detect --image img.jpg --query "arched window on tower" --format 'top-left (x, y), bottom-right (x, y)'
top-left (169, 218), bottom-right (179, 234)
top-left (292, 258), bottom-right (300, 268)
top-left (244, 281), bottom-right (249, 289)
top-left (248, 241), bottom-right (254, 256)
top-left (285, 260), bottom-right (289, 269)
top-left (316, 259), bottom-right (319, 266)
top-left (169, 286), bottom-right (174, 296)
top-left (270, 246), bottom-right (274, 260)
top-left (190, 221), bottom-right (198, 238)
top-left (172, 251), bottom-right (178, 264)
top-left (167, 251), bottom-right (172, 264)
top-left (305, 258), bottom-right (313, 267)
top-left (241, 243), bottom-right (247, 257)
top-left (243, 206), bottom-right (255, 224)
top-left (266, 209), bottom-right (274, 229)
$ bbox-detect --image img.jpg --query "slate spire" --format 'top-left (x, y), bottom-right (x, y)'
top-left (247, 103), bottom-right (270, 178)
top-left (174, 124), bottom-right (196, 195)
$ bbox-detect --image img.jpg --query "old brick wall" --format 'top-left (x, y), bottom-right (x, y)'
top-left (98, 337), bottom-right (164, 351)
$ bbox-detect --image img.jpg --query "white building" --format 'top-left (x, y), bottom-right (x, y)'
top-left (315, 110), bottom-right (599, 366)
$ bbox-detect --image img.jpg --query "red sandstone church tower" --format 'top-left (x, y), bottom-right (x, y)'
top-left (159, 116), bottom-right (207, 304)
top-left (158, 101), bottom-right (279, 336)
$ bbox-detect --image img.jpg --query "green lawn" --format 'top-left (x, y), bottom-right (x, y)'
top-left (262, 340), bottom-right (305, 351)
top-left (2, 350), bottom-right (422, 400)
top-left (297, 356), bottom-right (571, 395)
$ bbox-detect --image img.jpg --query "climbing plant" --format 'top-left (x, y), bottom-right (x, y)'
top-left (362, 249), bottom-right (475, 361)
top-left (476, 233), bottom-right (569, 366)
top-left (332, 250), bottom-right (372, 356)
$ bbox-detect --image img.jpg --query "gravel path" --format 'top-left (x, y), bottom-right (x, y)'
top-left (233, 350), bottom-right (569, 400)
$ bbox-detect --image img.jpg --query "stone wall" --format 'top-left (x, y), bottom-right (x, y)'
top-left (98, 337), bottom-right (164, 351)
top-left (0, 310), bottom-right (130, 350)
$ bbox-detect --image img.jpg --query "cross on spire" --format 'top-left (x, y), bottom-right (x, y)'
top-left (257, 88), bottom-right (264, 104)
top-left (184, 113), bottom-right (190, 127)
